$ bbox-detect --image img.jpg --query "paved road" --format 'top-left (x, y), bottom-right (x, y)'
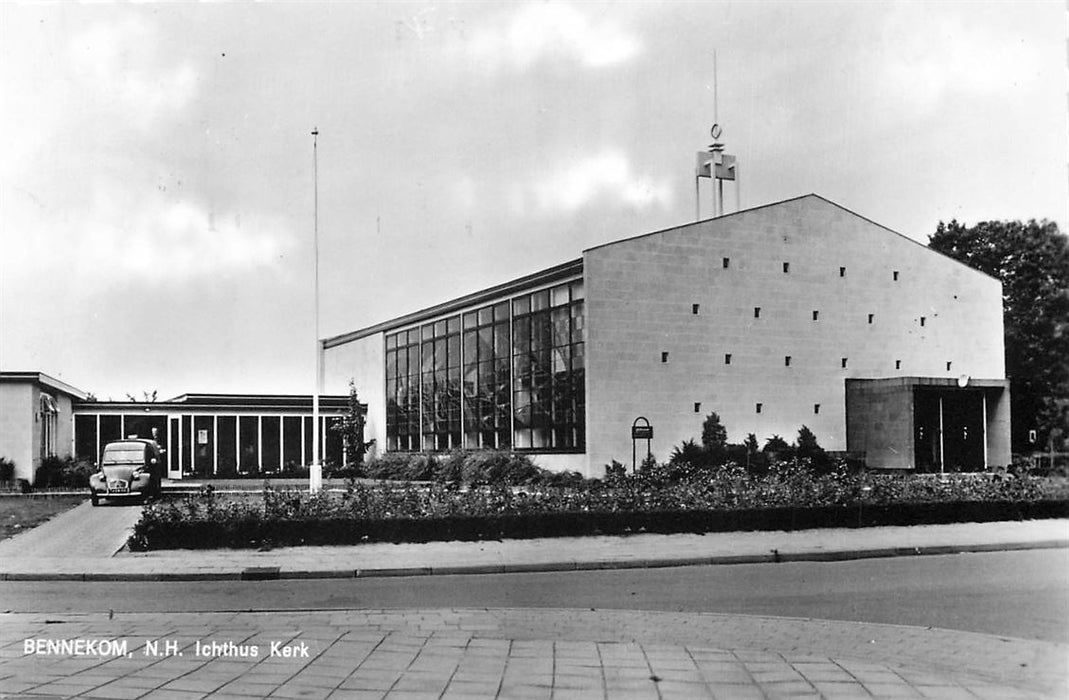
top-left (3, 549), bottom-right (1066, 644)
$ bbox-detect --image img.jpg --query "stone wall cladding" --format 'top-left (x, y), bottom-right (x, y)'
top-left (584, 195), bottom-right (1005, 474)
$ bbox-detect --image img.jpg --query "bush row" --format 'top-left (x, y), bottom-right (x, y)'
top-left (130, 467), bottom-right (1069, 550)
top-left (360, 450), bottom-right (586, 487)
top-left (132, 498), bottom-right (1068, 550)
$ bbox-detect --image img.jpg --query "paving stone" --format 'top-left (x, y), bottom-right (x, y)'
top-left (864, 682), bottom-right (924, 698)
top-left (339, 670), bottom-right (402, 691)
top-left (654, 679), bottom-right (715, 699)
top-left (140, 689), bottom-right (207, 700)
top-left (914, 686), bottom-right (981, 699)
top-left (269, 683), bottom-right (337, 699)
top-left (80, 684), bottom-right (151, 699)
top-left (326, 690), bottom-right (386, 700)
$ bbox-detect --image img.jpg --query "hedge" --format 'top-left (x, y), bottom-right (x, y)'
top-left (131, 499), bottom-right (1068, 550)
top-left (131, 466), bottom-right (1069, 551)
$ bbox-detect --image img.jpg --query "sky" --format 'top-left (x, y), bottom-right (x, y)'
top-left (1, 1), bottom-right (1066, 401)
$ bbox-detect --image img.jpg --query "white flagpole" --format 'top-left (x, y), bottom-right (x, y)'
top-left (310, 127), bottom-right (322, 493)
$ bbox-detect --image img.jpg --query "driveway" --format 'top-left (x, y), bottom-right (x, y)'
top-left (0, 500), bottom-right (140, 559)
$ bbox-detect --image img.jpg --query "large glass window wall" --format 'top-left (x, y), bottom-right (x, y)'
top-left (385, 329), bottom-right (421, 451)
top-left (384, 280), bottom-right (584, 453)
top-left (421, 317), bottom-right (462, 451)
top-left (512, 282), bottom-right (585, 450)
top-left (463, 302), bottom-right (511, 449)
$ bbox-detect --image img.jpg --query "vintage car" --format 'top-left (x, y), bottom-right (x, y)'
top-left (89, 439), bottom-right (163, 505)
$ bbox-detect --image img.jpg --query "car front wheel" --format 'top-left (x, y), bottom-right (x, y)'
top-left (90, 491), bottom-right (99, 507)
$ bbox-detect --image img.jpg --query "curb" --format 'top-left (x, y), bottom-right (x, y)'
top-left (2, 539), bottom-right (1065, 582)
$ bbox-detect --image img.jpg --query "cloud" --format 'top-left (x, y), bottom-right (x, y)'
top-left (78, 194), bottom-right (294, 283)
top-left (3, 185), bottom-right (294, 289)
top-left (453, 2), bottom-right (641, 73)
top-left (517, 150), bottom-right (672, 215)
top-left (69, 18), bottom-right (198, 131)
top-left (875, 10), bottom-right (1042, 115)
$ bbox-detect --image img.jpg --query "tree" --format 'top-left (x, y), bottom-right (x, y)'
top-left (700, 412), bottom-right (728, 457)
top-left (929, 219), bottom-right (1069, 451)
top-left (668, 438), bottom-right (707, 467)
top-left (795, 425), bottom-right (830, 474)
top-left (762, 435), bottom-right (793, 464)
top-left (334, 380), bottom-right (374, 468)
top-left (124, 390), bottom-right (158, 403)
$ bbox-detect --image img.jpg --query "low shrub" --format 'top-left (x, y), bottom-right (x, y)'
top-left (0, 457), bottom-right (15, 482)
top-left (131, 467), bottom-right (1069, 550)
top-left (363, 452), bottom-right (437, 481)
top-left (359, 450), bottom-right (580, 488)
top-left (33, 456), bottom-right (95, 489)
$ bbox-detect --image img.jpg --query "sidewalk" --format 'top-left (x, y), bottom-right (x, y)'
top-left (2, 607), bottom-right (1065, 698)
top-left (1, 517), bottom-right (1065, 581)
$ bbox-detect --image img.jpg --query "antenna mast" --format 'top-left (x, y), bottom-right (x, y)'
top-left (695, 51), bottom-right (739, 220)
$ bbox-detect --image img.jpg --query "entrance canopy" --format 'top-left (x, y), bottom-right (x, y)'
top-left (846, 377), bottom-right (1010, 471)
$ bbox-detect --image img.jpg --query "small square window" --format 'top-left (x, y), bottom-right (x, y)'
top-left (785, 356), bottom-right (792, 367)
top-left (724, 353), bottom-right (732, 365)
top-left (783, 262), bottom-right (790, 273)
top-left (661, 351), bottom-right (669, 363)
top-left (812, 310), bottom-right (819, 321)
top-left (893, 270), bottom-right (900, 281)
top-left (692, 303), bottom-right (700, 315)
top-left (895, 359), bottom-right (902, 370)
top-left (946, 361), bottom-right (952, 371)
top-left (754, 307), bottom-right (761, 318)
top-left (868, 314), bottom-right (874, 324)
top-left (841, 357), bottom-right (848, 368)
top-left (723, 257), bottom-right (730, 269)
top-left (814, 404), bottom-right (821, 415)
top-left (920, 316), bottom-right (926, 327)
top-left (755, 403), bottom-right (763, 414)
top-left (840, 266), bottom-right (846, 277)
top-left (694, 402), bottom-right (701, 413)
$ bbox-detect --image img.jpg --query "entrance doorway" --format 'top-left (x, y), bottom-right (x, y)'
top-left (168, 417), bottom-right (181, 479)
top-left (913, 389), bottom-right (986, 473)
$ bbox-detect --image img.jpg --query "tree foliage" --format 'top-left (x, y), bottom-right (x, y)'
top-left (929, 219), bottom-right (1069, 450)
top-left (333, 380), bottom-right (374, 469)
top-left (700, 411), bottom-right (728, 458)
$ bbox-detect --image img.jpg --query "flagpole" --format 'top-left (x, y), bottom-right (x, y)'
top-left (310, 127), bottom-right (322, 493)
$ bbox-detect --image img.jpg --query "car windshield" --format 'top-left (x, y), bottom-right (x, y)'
top-left (102, 447), bottom-right (145, 464)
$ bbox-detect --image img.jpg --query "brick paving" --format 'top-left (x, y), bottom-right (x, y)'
top-left (1, 608), bottom-right (1064, 699)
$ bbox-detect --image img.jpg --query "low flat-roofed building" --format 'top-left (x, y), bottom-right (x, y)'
top-left (0, 372), bottom-right (86, 484)
top-left (1, 373), bottom-right (356, 484)
top-left (323, 194), bottom-right (1011, 476)
top-left (72, 394), bottom-right (353, 479)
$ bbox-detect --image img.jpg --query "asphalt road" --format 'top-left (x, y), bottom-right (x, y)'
top-left (2, 549), bottom-right (1065, 644)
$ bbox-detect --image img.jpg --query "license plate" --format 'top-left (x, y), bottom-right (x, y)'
top-left (108, 480), bottom-right (129, 493)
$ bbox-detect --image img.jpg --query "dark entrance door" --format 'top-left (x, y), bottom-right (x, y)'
top-left (914, 389), bottom-right (985, 472)
top-left (914, 392), bottom-right (940, 472)
top-left (943, 391), bottom-right (984, 472)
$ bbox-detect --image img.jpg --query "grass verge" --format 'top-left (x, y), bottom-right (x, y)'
top-left (0, 495), bottom-right (86, 542)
